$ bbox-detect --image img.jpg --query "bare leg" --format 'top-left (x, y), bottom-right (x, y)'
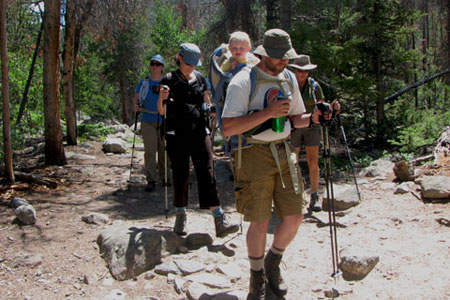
top-left (305, 145), bottom-right (320, 192)
top-left (247, 220), bottom-right (270, 257)
top-left (272, 214), bottom-right (304, 249)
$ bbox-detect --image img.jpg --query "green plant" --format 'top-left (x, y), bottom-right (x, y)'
top-left (77, 123), bottom-right (114, 139)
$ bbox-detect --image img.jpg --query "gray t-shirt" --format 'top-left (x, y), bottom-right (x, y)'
top-left (222, 66), bottom-right (305, 141)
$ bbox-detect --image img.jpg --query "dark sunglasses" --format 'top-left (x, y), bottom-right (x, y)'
top-left (150, 62), bottom-right (163, 67)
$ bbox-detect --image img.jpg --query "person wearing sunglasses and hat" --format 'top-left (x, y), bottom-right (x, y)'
top-left (134, 54), bottom-right (167, 193)
top-left (288, 55), bottom-right (340, 213)
top-left (157, 43), bottom-right (239, 239)
top-left (221, 29), bottom-right (329, 299)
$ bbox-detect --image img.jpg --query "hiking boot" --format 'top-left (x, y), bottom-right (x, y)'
top-left (214, 213), bottom-right (239, 238)
top-left (264, 251), bottom-right (287, 297)
top-left (309, 193), bottom-right (322, 212)
top-left (247, 269), bottom-right (266, 300)
top-left (145, 181), bottom-right (156, 192)
top-left (174, 213), bottom-right (187, 236)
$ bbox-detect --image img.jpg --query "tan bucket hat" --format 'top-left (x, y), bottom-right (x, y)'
top-left (253, 28), bottom-right (299, 60)
top-left (288, 55), bottom-right (317, 71)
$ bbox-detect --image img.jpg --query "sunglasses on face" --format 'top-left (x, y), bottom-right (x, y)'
top-left (150, 62), bottom-right (163, 67)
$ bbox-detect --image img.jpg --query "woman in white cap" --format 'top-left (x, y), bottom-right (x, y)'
top-left (157, 43), bottom-right (239, 238)
top-left (134, 54), bottom-right (166, 192)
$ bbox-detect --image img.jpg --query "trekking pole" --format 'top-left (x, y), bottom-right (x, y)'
top-left (336, 114), bottom-right (361, 202)
top-left (129, 112), bottom-right (139, 185)
top-left (162, 90), bottom-right (172, 219)
top-left (322, 122), bottom-right (341, 279)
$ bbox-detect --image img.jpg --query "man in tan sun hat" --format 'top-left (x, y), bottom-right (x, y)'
top-left (222, 29), bottom-right (329, 299)
top-left (288, 55), bottom-right (340, 214)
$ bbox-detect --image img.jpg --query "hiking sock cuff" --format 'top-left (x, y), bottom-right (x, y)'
top-left (175, 207), bottom-right (186, 214)
top-left (270, 245), bottom-right (285, 256)
top-left (212, 207), bottom-right (224, 217)
top-left (249, 255), bottom-right (264, 271)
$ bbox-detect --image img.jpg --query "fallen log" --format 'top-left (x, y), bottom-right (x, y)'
top-left (14, 171), bottom-right (58, 189)
top-left (411, 154), bottom-right (434, 166)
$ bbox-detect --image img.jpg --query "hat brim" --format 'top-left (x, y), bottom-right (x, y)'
top-left (288, 63), bottom-right (317, 71)
top-left (253, 45), bottom-right (299, 60)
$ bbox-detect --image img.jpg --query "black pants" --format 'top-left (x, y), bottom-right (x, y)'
top-left (166, 133), bottom-right (220, 209)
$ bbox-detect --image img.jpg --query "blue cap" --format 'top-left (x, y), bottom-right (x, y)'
top-left (179, 43), bottom-right (202, 66)
top-left (150, 54), bottom-right (165, 65)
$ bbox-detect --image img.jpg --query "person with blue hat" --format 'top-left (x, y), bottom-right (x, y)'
top-left (134, 54), bottom-right (167, 192)
top-left (157, 43), bottom-right (239, 238)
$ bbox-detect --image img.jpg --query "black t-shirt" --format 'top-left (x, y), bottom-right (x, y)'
top-left (160, 70), bottom-right (208, 138)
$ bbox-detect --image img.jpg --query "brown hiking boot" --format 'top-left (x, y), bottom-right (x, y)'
top-left (247, 269), bottom-right (266, 300)
top-left (174, 212), bottom-right (187, 236)
top-left (264, 250), bottom-right (287, 297)
top-left (309, 193), bottom-right (322, 212)
top-left (214, 213), bottom-right (239, 238)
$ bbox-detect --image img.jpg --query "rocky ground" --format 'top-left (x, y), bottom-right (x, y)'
top-left (0, 136), bottom-right (449, 300)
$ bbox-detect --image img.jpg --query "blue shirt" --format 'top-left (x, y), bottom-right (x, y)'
top-left (135, 78), bottom-right (162, 123)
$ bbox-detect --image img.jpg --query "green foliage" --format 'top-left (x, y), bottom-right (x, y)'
top-left (388, 108), bottom-right (450, 154)
top-left (75, 36), bottom-right (118, 120)
top-left (77, 123), bottom-right (114, 140)
top-left (148, 0), bottom-right (206, 72)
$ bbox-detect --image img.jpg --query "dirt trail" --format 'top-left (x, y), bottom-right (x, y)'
top-left (0, 141), bottom-right (449, 300)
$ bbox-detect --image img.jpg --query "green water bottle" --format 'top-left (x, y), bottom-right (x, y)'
top-left (272, 93), bottom-right (289, 133)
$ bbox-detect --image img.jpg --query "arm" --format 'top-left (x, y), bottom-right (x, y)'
top-left (157, 84), bottom-right (169, 115)
top-left (222, 99), bottom-right (291, 136)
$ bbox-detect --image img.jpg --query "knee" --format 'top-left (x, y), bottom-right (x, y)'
top-left (248, 221), bottom-right (269, 235)
top-left (288, 214), bottom-right (304, 227)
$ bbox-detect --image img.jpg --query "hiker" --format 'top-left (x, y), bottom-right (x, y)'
top-left (221, 29), bottom-right (331, 299)
top-left (288, 55), bottom-right (340, 212)
top-left (134, 54), bottom-right (168, 192)
top-left (219, 31), bottom-right (259, 72)
top-left (157, 43), bottom-right (239, 238)
top-left (209, 31), bottom-right (259, 155)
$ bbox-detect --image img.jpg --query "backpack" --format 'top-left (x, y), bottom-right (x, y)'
top-left (160, 70), bottom-right (208, 138)
top-left (138, 76), bottom-right (150, 106)
top-left (221, 65), bottom-right (296, 156)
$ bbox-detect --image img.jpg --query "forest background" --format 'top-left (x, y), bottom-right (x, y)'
top-left (1, 0), bottom-right (449, 181)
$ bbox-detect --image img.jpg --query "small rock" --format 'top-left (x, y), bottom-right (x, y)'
top-left (174, 259), bottom-right (206, 275)
top-left (324, 288), bottom-right (339, 298)
top-left (15, 204), bottom-right (37, 225)
top-left (81, 213), bottom-right (110, 225)
top-left (154, 261), bottom-right (179, 275)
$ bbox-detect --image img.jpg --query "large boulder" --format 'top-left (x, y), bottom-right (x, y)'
top-left (416, 176), bottom-right (450, 200)
top-left (434, 126), bottom-right (450, 166)
top-left (322, 184), bottom-right (360, 211)
top-left (362, 158), bottom-right (394, 178)
top-left (102, 138), bottom-right (127, 154)
top-left (97, 224), bottom-right (185, 280)
top-left (338, 247), bottom-right (379, 281)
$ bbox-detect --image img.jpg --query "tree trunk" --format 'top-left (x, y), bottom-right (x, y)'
top-left (119, 73), bottom-right (133, 125)
top-left (63, 0), bottom-right (77, 145)
top-left (266, 0), bottom-right (278, 29)
top-left (16, 22), bottom-right (43, 126)
top-left (447, 0), bottom-right (450, 70)
top-left (43, 0), bottom-right (66, 166)
top-left (179, 0), bottom-right (190, 29)
top-left (222, 0), bottom-right (257, 42)
top-left (280, 0), bottom-right (291, 31)
top-left (373, 1), bottom-right (385, 140)
top-left (0, 0), bottom-right (14, 183)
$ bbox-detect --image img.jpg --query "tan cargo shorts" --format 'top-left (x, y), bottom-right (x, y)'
top-left (233, 143), bottom-right (308, 222)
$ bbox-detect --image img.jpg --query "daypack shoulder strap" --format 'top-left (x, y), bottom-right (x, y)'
top-left (308, 77), bottom-right (318, 101)
top-left (138, 76), bottom-right (150, 105)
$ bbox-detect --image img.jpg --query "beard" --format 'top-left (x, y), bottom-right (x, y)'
top-left (264, 58), bottom-right (288, 75)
